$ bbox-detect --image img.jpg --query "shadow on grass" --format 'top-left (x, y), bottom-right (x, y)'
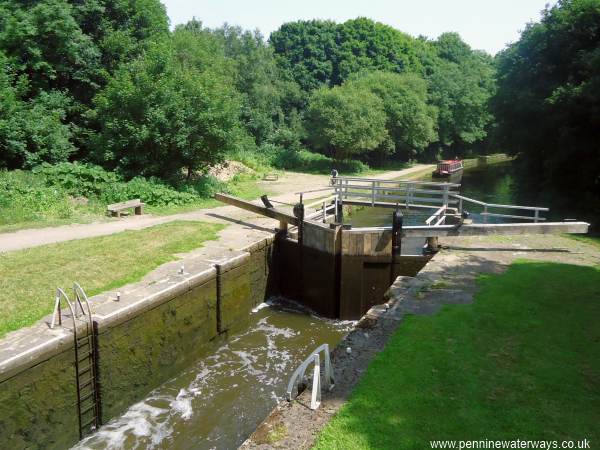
top-left (314, 261), bottom-right (600, 450)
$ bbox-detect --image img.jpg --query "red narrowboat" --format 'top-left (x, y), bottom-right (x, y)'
top-left (432, 159), bottom-right (464, 178)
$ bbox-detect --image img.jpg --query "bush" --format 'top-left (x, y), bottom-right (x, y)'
top-left (33, 162), bottom-right (120, 198)
top-left (33, 162), bottom-right (202, 207)
top-left (182, 175), bottom-right (228, 198)
top-left (272, 148), bottom-right (368, 174)
top-left (0, 170), bottom-right (77, 226)
top-left (100, 177), bottom-right (198, 207)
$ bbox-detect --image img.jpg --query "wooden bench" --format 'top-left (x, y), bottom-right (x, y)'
top-left (107, 199), bottom-right (145, 217)
top-left (263, 172), bottom-right (279, 181)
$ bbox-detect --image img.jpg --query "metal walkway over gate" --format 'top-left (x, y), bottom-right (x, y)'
top-left (329, 176), bottom-right (550, 224)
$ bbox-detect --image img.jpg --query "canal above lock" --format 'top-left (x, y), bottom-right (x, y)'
top-left (344, 160), bottom-right (584, 232)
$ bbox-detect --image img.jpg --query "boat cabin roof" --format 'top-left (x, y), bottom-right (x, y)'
top-left (438, 159), bottom-right (462, 164)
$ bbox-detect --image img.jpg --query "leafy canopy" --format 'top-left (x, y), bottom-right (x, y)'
top-left (92, 29), bottom-right (241, 179)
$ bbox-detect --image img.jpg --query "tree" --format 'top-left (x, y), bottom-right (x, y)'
top-left (334, 18), bottom-right (426, 83)
top-left (427, 34), bottom-right (496, 153)
top-left (0, 0), bottom-right (169, 163)
top-left (0, 52), bottom-right (75, 168)
top-left (493, 0), bottom-right (600, 213)
top-left (0, 0), bottom-right (102, 100)
top-left (306, 84), bottom-right (387, 160)
top-left (207, 23), bottom-right (303, 146)
top-left (92, 30), bottom-right (241, 179)
top-left (348, 71), bottom-right (438, 161)
top-left (270, 20), bottom-right (339, 92)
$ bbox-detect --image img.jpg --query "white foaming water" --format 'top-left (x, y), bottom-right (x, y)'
top-left (251, 302), bottom-right (270, 313)
top-left (170, 389), bottom-right (193, 420)
top-left (71, 303), bottom-right (352, 450)
top-left (74, 400), bottom-right (173, 450)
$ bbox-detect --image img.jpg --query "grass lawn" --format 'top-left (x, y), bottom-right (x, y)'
top-left (0, 220), bottom-right (224, 337)
top-left (314, 261), bottom-right (600, 449)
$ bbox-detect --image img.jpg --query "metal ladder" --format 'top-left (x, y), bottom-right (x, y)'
top-left (51, 284), bottom-right (101, 439)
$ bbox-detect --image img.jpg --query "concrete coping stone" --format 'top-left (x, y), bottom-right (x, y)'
top-left (214, 252), bottom-right (251, 273)
top-left (0, 322), bottom-right (72, 382)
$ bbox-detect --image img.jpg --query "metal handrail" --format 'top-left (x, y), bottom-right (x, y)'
top-left (286, 344), bottom-right (334, 410)
top-left (426, 205), bottom-right (449, 227)
top-left (73, 282), bottom-right (94, 331)
top-left (50, 288), bottom-right (78, 329)
top-left (331, 177), bottom-right (461, 188)
top-left (451, 194), bottom-right (548, 222)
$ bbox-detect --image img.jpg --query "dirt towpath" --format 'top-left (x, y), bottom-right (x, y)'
top-left (0, 165), bottom-right (432, 253)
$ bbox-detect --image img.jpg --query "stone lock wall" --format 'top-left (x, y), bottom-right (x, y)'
top-left (97, 279), bottom-right (218, 422)
top-left (0, 238), bottom-right (274, 450)
top-left (0, 350), bottom-right (78, 450)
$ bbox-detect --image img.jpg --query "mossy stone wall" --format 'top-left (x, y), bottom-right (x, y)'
top-left (0, 349), bottom-right (78, 450)
top-left (98, 278), bottom-right (218, 422)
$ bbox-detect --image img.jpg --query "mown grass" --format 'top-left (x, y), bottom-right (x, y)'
top-left (0, 220), bottom-right (224, 337)
top-left (314, 261), bottom-right (600, 449)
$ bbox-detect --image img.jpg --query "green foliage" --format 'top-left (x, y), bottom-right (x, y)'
top-left (100, 177), bottom-right (198, 206)
top-left (348, 71), bottom-right (438, 161)
top-left (0, 170), bottom-right (79, 227)
top-left (0, 0), bottom-right (101, 99)
top-left (206, 22), bottom-right (304, 147)
top-left (92, 29), bottom-right (241, 178)
top-left (428, 33), bottom-right (496, 150)
top-left (306, 84), bottom-right (388, 160)
top-left (493, 0), bottom-right (600, 214)
top-left (0, 0), bottom-right (170, 158)
top-left (34, 162), bottom-right (199, 206)
top-left (33, 162), bottom-right (119, 197)
top-left (0, 90), bottom-right (76, 169)
top-left (270, 18), bottom-right (497, 159)
top-left (272, 148), bottom-right (367, 174)
top-left (270, 18), bottom-right (429, 90)
top-left (335, 18), bottom-right (426, 82)
top-left (270, 20), bottom-right (339, 91)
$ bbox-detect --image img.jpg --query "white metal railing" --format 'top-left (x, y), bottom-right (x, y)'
top-left (425, 205), bottom-right (448, 227)
top-left (452, 194), bottom-right (548, 223)
top-left (286, 344), bottom-right (334, 410)
top-left (296, 177), bottom-right (549, 226)
top-left (331, 177), bottom-right (460, 209)
top-left (304, 195), bottom-right (338, 223)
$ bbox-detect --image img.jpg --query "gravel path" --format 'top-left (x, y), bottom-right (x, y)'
top-left (0, 165), bottom-right (433, 253)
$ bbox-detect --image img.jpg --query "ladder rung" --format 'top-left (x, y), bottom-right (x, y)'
top-left (78, 365), bottom-right (92, 376)
top-left (81, 404), bottom-right (95, 415)
top-left (77, 351), bottom-right (92, 362)
top-left (77, 337), bottom-right (91, 346)
top-left (81, 416), bottom-right (97, 429)
top-left (79, 378), bottom-right (94, 390)
top-left (79, 391), bottom-right (94, 403)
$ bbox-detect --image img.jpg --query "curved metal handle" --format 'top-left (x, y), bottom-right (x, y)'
top-left (50, 288), bottom-right (77, 329)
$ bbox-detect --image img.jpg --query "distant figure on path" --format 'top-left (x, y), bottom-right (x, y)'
top-left (330, 169), bottom-right (338, 185)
